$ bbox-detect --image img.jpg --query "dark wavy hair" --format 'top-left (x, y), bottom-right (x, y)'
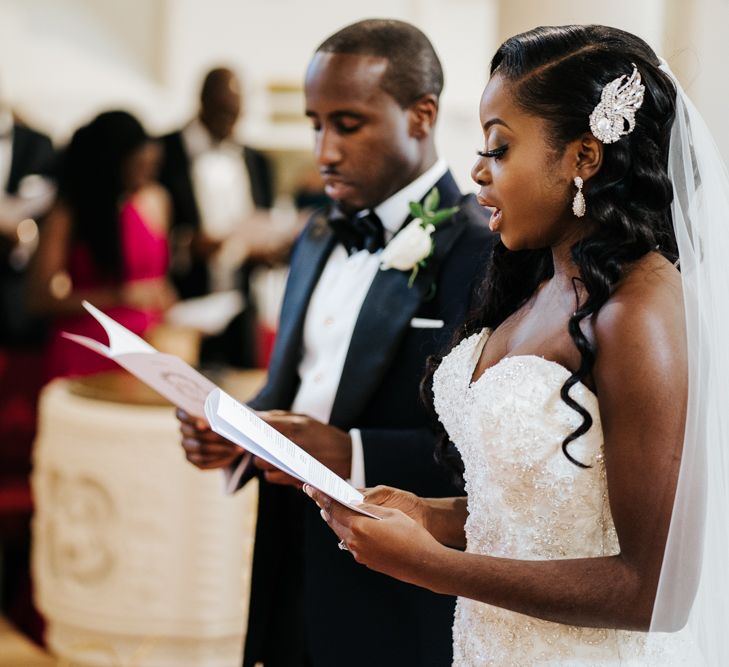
top-left (426, 25), bottom-right (678, 477)
top-left (57, 110), bottom-right (150, 279)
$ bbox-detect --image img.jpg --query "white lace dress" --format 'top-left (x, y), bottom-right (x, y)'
top-left (432, 329), bottom-right (692, 666)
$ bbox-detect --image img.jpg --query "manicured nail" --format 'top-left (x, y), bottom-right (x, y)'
top-left (320, 508), bottom-right (330, 522)
top-left (304, 484), bottom-right (313, 497)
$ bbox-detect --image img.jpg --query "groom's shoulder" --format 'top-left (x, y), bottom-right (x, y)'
top-left (301, 205), bottom-right (330, 232)
top-left (290, 206), bottom-right (330, 246)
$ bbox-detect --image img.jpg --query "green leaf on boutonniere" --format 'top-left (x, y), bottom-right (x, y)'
top-left (420, 187), bottom-right (458, 227)
top-left (409, 201), bottom-right (425, 219)
top-left (424, 186), bottom-right (440, 213)
top-left (426, 206), bottom-right (459, 226)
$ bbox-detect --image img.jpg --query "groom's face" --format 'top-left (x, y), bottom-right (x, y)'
top-left (305, 52), bottom-right (423, 213)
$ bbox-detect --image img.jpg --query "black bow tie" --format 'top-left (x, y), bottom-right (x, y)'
top-left (328, 206), bottom-right (385, 255)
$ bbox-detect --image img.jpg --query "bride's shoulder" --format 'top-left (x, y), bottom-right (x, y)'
top-left (593, 252), bottom-right (686, 371)
top-left (607, 251), bottom-right (682, 313)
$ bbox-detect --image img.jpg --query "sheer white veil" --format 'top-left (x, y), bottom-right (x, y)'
top-left (648, 59), bottom-right (729, 665)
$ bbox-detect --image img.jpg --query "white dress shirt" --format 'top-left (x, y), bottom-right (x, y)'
top-left (226, 159), bottom-right (447, 492)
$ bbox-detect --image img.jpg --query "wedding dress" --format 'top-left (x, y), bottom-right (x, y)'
top-left (433, 328), bottom-right (693, 666)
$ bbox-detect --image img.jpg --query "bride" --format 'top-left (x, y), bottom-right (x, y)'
top-left (308, 24), bottom-right (728, 665)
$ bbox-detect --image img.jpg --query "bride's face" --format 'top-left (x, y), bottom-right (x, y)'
top-left (471, 74), bottom-right (584, 251)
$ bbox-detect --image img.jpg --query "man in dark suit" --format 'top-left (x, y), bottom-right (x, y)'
top-left (0, 106), bottom-right (55, 343)
top-left (159, 67), bottom-right (274, 300)
top-left (0, 105), bottom-right (55, 642)
top-left (159, 68), bottom-right (279, 367)
top-left (178, 19), bottom-right (494, 667)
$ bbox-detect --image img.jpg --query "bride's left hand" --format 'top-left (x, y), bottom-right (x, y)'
top-left (305, 485), bottom-right (446, 588)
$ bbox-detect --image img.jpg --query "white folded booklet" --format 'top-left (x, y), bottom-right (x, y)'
top-left (65, 301), bottom-right (378, 518)
top-left (205, 389), bottom-right (371, 512)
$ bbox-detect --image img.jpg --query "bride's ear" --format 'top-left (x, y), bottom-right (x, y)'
top-left (574, 132), bottom-right (603, 182)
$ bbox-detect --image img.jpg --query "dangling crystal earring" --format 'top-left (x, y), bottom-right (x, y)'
top-left (572, 175), bottom-right (586, 218)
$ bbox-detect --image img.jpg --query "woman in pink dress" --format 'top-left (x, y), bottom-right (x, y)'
top-left (29, 111), bottom-right (176, 379)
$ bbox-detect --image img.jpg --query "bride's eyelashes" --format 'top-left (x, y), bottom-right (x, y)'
top-left (477, 145), bottom-right (509, 161)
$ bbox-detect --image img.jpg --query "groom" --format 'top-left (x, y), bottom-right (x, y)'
top-left (179, 19), bottom-right (494, 667)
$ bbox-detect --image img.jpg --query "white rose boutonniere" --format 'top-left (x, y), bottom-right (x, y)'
top-left (380, 187), bottom-right (459, 287)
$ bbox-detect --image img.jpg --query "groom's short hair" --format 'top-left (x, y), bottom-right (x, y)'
top-left (316, 19), bottom-right (444, 108)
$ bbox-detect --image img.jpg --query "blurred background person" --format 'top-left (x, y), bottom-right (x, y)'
top-left (0, 88), bottom-right (56, 645)
top-left (159, 67), bottom-right (303, 369)
top-left (0, 93), bottom-right (56, 344)
top-left (160, 67), bottom-right (267, 368)
top-left (159, 66), bottom-right (273, 299)
top-left (28, 110), bottom-right (176, 380)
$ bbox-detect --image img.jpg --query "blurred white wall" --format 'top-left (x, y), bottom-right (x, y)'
top-left (0, 0), bottom-right (726, 189)
top-left (0, 0), bottom-right (171, 139)
top-left (156, 0), bottom-right (497, 187)
top-left (662, 0), bottom-right (729, 162)
top-left (498, 0), bottom-right (667, 53)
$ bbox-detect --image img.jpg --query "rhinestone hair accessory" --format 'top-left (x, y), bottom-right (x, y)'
top-left (589, 65), bottom-right (645, 144)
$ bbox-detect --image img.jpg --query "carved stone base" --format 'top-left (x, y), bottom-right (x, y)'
top-left (32, 379), bottom-right (259, 667)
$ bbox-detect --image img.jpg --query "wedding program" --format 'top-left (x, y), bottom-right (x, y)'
top-left (65, 301), bottom-right (378, 518)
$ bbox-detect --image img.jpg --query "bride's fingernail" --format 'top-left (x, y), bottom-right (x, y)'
top-left (320, 508), bottom-right (330, 522)
top-left (303, 484), bottom-right (313, 497)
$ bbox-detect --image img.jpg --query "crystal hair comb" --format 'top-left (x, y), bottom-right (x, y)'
top-left (589, 65), bottom-right (645, 144)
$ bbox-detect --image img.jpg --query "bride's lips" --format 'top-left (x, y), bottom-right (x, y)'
top-left (477, 195), bottom-right (502, 233)
top-left (488, 208), bottom-right (502, 232)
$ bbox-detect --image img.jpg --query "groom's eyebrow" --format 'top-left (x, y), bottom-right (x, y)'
top-left (483, 118), bottom-right (511, 131)
top-left (305, 110), bottom-right (366, 120)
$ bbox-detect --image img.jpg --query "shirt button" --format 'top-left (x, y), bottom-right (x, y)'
top-left (314, 373), bottom-right (324, 383)
top-left (324, 317), bottom-right (334, 326)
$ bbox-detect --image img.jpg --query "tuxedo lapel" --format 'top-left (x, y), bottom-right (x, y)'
top-left (328, 262), bottom-right (426, 428)
top-left (328, 170), bottom-right (467, 427)
top-left (259, 212), bottom-right (336, 408)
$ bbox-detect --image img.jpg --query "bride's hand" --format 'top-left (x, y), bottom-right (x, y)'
top-left (305, 485), bottom-right (445, 588)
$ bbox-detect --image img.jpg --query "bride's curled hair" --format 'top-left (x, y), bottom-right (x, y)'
top-left (426, 25), bottom-right (678, 476)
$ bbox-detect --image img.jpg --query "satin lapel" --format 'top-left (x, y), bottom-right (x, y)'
top-left (328, 171), bottom-right (467, 427)
top-left (264, 212), bottom-right (336, 397)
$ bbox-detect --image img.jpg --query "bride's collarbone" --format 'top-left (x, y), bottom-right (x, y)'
top-left (474, 319), bottom-right (589, 386)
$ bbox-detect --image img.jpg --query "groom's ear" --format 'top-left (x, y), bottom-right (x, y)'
top-left (408, 94), bottom-right (438, 139)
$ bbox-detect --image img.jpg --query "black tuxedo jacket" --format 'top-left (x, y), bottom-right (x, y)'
top-left (157, 130), bottom-right (274, 299)
top-left (4, 124), bottom-right (55, 196)
top-left (0, 124), bottom-right (55, 344)
top-left (239, 171), bottom-right (495, 667)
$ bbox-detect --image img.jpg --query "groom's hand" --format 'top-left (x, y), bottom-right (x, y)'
top-left (363, 486), bottom-right (430, 530)
top-left (256, 410), bottom-right (352, 480)
top-left (176, 408), bottom-right (244, 470)
top-left (251, 458), bottom-right (302, 487)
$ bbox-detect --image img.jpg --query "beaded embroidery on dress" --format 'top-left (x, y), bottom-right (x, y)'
top-left (432, 328), bottom-right (691, 666)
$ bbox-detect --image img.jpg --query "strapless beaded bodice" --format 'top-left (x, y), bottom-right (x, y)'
top-left (433, 329), bottom-right (691, 666)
